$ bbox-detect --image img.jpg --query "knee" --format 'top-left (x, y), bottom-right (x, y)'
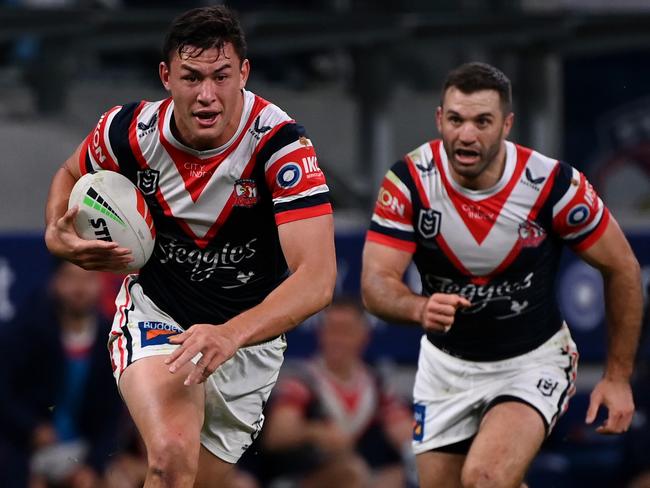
top-left (461, 462), bottom-right (516, 488)
top-left (146, 433), bottom-right (200, 483)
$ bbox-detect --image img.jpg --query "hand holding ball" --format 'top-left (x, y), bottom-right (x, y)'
top-left (68, 171), bottom-right (156, 272)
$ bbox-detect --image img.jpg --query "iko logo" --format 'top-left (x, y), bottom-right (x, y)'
top-left (301, 156), bottom-right (322, 178)
top-left (276, 163), bottom-right (302, 189)
top-left (137, 169), bottom-right (160, 196)
top-left (137, 113), bottom-right (158, 136)
top-left (418, 209), bottom-right (441, 238)
top-left (83, 187), bottom-right (125, 232)
top-left (138, 321), bottom-right (183, 346)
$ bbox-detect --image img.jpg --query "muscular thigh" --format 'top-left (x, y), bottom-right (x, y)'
top-left (416, 451), bottom-right (464, 488)
top-left (464, 402), bottom-right (545, 486)
top-left (119, 355), bottom-right (205, 446)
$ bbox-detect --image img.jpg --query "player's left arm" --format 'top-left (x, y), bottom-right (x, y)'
top-left (579, 215), bottom-right (643, 434)
top-left (167, 214), bottom-right (336, 385)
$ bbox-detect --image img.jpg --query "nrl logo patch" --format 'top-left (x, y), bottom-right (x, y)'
top-left (418, 209), bottom-right (441, 239)
top-left (536, 377), bottom-right (559, 397)
top-left (137, 169), bottom-right (160, 196)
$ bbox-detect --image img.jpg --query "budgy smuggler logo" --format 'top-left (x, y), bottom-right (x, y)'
top-left (138, 321), bottom-right (183, 346)
top-left (83, 187), bottom-right (126, 227)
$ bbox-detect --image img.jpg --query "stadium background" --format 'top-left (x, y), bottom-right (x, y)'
top-left (0, 0), bottom-right (649, 486)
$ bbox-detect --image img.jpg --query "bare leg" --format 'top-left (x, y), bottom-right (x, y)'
top-left (119, 355), bottom-right (205, 488)
top-left (194, 445), bottom-right (240, 488)
top-left (416, 450), bottom-right (465, 488)
top-left (461, 402), bottom-right (545, 488)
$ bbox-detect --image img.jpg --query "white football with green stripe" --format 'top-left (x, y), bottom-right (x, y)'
top-left (68, 170), bottom-right (156, 272)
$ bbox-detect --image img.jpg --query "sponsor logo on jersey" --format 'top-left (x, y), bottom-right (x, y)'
top-left (424, 272), bottom-right (534, 318)
top-left (378, 188), bottom-right (405, 217)
top-left (83, 187), bottom-right (126, 230)
top-left (91, 113), bottom-right (108, 165)
top-left (223, 271), bottom-right (256, 289)
top-left (137, 113), bottom-right (158, 137)
top-left (408, 150), bottom-right (434, 174)
top-left (522, 167), bottom-right (546, 190)
top-left (461, 203), bottom-right (495, 221)
top-left (536, 377), bottom-right (559, 397)
top-left (415, 160), bottom-right (434, 173)
top-left (234, 179), bottom-right (258, 207)
top-left (518, 221), bottom-right (546, 248)
top-left (183, 162), bottom-right (212, 178)
top-left (276, 163), bottom-right (302, 189)
top-left (137, 169), bottom-right (160, 196)
top-left (138, 321), bottom-right (183, 346)
top-left (248, 116), bottom-right (272, 140)
top-left (567, 204), bottom-right (590, 226)
top-left (156, 236), bottom-right (258, 282)
top-left (418, 209), bottom-right (441, 238)
top-left (300, 156), bottom-right (322, 179)
top-left (413, 403), bottom-right (426, 441)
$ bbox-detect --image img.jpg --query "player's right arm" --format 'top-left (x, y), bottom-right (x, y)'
top-left (44, 142), bottom-right (132, 270)
top-left (361, 159), bottom-right (469, 332)
top-left (362, 241), bottom-right (469, 333)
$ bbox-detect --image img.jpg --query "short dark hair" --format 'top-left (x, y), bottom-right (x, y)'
top-left (162, 6), bottom-right (247, 66)
top-left (441, 62), bottom-right (512, 112)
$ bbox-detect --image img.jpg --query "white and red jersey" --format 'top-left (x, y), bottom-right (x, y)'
top-left (367, 140), bottom-right (609, 360)
top-left (79, 90), bottom-right (331, 328)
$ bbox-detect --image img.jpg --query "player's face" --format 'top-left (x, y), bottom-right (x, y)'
top-left (437, 87), bottom-right (513, 190)
top-left (160, 43), bottom-right (249, 151)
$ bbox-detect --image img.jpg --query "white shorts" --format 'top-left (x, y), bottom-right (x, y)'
top-left (412, 325), bottom-right (578, 455)
top-left (108, 275), bottom-right (287, 463)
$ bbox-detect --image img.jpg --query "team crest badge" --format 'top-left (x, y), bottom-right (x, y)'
top-left (518, 221), bottom-right (546, 247)
top-left (137, 169), bottom-right (160, 196)
top-left (234, 179), bottom-right (258, 207)
top-left (418, 209), bottom-right (441, 239)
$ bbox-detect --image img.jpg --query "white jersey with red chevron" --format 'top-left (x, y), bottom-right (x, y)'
top-left (79, 90), bottom-right (332, 328)
top-left (368, 139), bottom-right (609, 360)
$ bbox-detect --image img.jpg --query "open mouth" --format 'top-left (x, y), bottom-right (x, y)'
top-left (454, 148), bottom-right (481, 164)
top-left (193, 111), bottom-right (220, 126)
